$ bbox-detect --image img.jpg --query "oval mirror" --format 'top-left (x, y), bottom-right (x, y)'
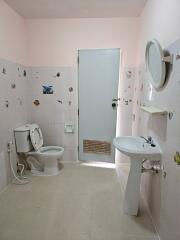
top-left (145, 39), bottom-right (166, 90)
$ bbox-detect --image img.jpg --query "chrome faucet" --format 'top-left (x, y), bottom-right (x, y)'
top-left (140, 136), bottom-right (156, 147)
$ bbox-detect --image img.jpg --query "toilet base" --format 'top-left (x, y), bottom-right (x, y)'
top-left (26, 155), bottom-right (60, 176)
top-left (44, 165), bottom-right (60, 176)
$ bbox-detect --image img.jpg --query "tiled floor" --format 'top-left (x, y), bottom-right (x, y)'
top-left (0, 162), bottom-right (157, 240)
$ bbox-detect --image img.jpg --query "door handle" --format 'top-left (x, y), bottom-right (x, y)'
top-left (112, 98), bottom-right (120, 102)
top-left (112, 103), bottom-right (117, 108)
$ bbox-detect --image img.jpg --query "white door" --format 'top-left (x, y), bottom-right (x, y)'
top-left (78, 49), bottom-right (120, 163)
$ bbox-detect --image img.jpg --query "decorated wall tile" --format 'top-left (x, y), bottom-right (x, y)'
top-left (28, 66), bottom-right (77, 161)
top-left (0, 59), bottom-right (29, 192)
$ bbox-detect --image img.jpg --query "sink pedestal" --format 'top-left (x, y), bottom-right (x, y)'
top-left (123, 158), bottom-right (142, 216)
top-left (113, 136), bottom-right (162, 216)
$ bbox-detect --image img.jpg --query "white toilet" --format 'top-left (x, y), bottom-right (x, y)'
top-left (14, 124), bottom-right (64, 176)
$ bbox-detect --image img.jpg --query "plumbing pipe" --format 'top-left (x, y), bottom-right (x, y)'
top-left (7, 141), bottom-right (30, 185)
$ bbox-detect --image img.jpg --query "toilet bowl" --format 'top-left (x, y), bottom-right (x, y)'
top-left (14, 124), bottom-right (64, 176)
top-left (28, 146), bottom-right (64, 176)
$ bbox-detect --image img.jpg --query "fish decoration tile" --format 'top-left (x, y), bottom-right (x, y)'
top-left (2, 67), bottom-right (6, 74)
top-left (69, 87), bottom-right (73, 92)
top-left (33, 99), bottom-right (40, 106)
top-left (11, 83), bottom-right (16, 89)
top-left (23, 70), bottom-right (27, 77)
top-left (18, 67), bottom-right (21, 77)
top-left (53, 72), bottom-right (60, 78)
top-left (42, 85), bottom-right (54, 94)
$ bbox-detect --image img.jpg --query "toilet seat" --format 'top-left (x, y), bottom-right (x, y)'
top-left (29, 125), bottom-right (64, 158)
top-left (38, 146), bottom-right (64, 157)
top-left (30, 124), bottom-right (43, 151)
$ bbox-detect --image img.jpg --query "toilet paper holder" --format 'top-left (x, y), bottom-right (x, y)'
top-left (64, 124), bottom-right (74, 133)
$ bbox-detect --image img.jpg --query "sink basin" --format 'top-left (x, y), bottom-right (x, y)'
top-left (113, 136), bottom-right (161, 159)
top-left (113, 136), bottom-right (161, 216)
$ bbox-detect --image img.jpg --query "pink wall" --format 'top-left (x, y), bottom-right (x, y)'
top-left (137, 0), bottom-right (180, 64)
top-left (0, 0), bottom-right (27, 65)
top-left (0, 0), bottom-right (140, 68)
top-left (26, 18), bottom-right (140, 67)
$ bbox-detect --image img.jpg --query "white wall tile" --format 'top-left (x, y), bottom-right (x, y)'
top-left (26, 66), bottom-right (77, 165)
top-left (0, 59), bottom-right (29, 192)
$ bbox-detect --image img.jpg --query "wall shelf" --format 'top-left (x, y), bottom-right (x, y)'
top-left (140, 106), bottom-right (167, 115)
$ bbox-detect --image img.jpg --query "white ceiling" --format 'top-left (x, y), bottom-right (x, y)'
top-left (5, 0), bottom-right (147, 18)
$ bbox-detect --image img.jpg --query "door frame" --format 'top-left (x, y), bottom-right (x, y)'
top-left (76, 48), bottom-right (121, 162)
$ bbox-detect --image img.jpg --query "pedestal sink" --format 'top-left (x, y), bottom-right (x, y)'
top-left (113, 136), bottom-right (161, 216)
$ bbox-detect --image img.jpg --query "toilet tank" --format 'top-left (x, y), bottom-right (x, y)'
top-left (14, 124), bottom-right (33, 153)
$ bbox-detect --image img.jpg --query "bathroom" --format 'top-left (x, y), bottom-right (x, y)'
top-left (0, 0), bottom-right (180, 239)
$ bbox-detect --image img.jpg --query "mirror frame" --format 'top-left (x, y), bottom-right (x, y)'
top-left (145, 39), bottom-right (166, 90)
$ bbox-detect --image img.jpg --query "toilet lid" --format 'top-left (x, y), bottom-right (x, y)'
top-left (30, 124), bottom-right (43, 151)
